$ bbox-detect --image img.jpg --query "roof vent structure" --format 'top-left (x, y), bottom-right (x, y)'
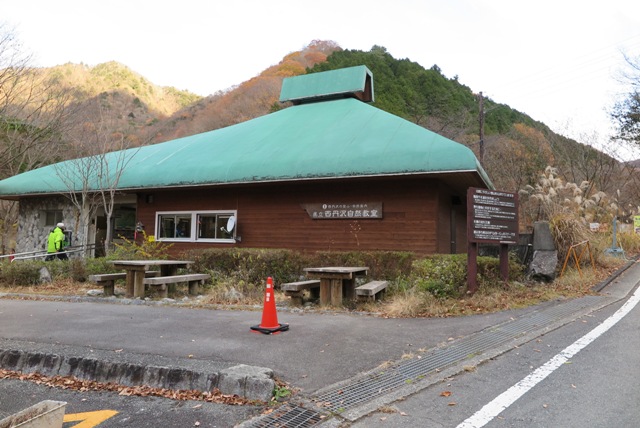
top-left (279, 65), bottom-right (374, 105)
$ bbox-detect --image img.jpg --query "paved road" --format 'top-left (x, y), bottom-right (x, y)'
top-left (1, 259), bottom-right (638, 426)
top-left (351, 278), bottom-right (640, 427)
top-left (0, 297), bottom-right (533, 394)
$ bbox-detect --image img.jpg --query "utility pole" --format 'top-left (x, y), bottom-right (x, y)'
top-left (478, 91), bottom-right (485, 164)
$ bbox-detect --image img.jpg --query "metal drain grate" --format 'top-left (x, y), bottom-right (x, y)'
top-left (247, 404), bottom-right (324, 428)
top-left (313, 295), bottom-right (605, 414)
top-left (244, 295), bottom-right (607, 426)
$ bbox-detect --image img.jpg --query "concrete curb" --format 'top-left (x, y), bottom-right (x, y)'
top-left (0, 340), bottom-right (274, 402)
top-left (591, 255), bottom-right (639, 292)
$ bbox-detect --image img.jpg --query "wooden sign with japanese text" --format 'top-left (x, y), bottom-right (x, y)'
top-left (467, 188), bottom-right (518, 244)
top-left (302, 202), bottom-right (383, 219)
top-left (467, 187), bottom-right (518, 294)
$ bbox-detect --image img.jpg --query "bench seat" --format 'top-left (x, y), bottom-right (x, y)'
top-left (143, 273), bottom-right (211, 298)
top-left (355, 280), bottom-right (388, 301)
top-left (88, 271), bottom-right (159, 296)
top-left (281, 279), bottom-right (320, 306)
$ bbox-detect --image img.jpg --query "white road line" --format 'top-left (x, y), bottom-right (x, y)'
top-left (457, 284), bottom-right (640, 428)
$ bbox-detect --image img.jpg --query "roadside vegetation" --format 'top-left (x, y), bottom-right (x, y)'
top-left (0, 227), bottom-right (637, 318)
top-left (3, 165), bottom-right (638, 317)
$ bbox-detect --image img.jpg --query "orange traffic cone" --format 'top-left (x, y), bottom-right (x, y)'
top-left (250, 277), bottom-right (289, 335)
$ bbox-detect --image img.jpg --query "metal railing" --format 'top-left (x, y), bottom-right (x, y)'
top-left (0, 244), bottom-right (98, 262)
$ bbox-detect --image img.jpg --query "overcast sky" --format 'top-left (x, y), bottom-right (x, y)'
top-left (3, 0), bottom-right (640, 157)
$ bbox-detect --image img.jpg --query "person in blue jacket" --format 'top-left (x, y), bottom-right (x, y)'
top-left (45, 222), bottom-right (68, 261)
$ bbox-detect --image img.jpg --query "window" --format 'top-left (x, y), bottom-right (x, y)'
top-left (156, 211), bottom-right (236, 242)
top-left (197, 213), bottom-right (234, 240)
top-left (45, 210), bottom-right (63, 227)
top-left (158, 214), bottom-right (192, 239)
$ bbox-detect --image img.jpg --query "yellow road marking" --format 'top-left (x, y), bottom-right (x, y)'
top-left (63, 410), bottom-right (118, 427)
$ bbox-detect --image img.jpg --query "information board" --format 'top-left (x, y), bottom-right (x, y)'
top-left (467, 188), bottom-right (518, 244)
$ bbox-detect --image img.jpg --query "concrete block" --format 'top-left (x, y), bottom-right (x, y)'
top-left (218, 364), bottom-right (275, 402)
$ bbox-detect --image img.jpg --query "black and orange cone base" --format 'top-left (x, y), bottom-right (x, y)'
top-left (250, 277), bottom-right (289, 335)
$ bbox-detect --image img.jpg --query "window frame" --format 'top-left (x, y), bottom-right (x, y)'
top-left (155, 210), bottom-right (237, 243)
top-left (44, 210), bottom-right (63, 227)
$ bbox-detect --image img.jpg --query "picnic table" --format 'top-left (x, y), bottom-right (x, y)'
top-left (111, 260), bottom-right (194, 298)
top-left (303, 266), bottom-right (369, 306)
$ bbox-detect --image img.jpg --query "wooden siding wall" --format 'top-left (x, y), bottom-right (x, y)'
top-left (136, 177), bottom-right (468, 255)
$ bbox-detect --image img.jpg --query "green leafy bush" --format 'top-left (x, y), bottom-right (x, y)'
top-left (0, 261), bottom-right (42, 285)
top-left (184, 248), bottom-right (415, 289)
top-left (408, 254), bottom-right (525, 298)
top-left (185, 248), bottom-right (306, 286)
top-left (309, 251), bottom-right (415, 280)
top-left (410, 254), bottom-right (467, 298)
top-left (476, 256), bottom-right (525, 289)
top-left (111, 232), bottom-right (173, 260)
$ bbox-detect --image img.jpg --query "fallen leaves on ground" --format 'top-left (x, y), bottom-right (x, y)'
top-left (0, 368), bottom-right (255, 406)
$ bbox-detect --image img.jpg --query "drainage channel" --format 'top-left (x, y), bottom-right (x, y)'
top-left (242, 295), bottom-right (607, 427)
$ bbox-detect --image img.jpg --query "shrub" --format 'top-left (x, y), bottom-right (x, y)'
top-left (0, 261), bottom-right (42, 285)
top-left (184, 248), bottom-right (306, 286)
top-left (410, 254), bottom-right (467, 298)
top-left (407, 254), bottom-right (525, 299)
top-left (111, 232), bottom-right (173, 260)
top-left (476, 256), bottom-right (525, 289)
top-left (549, 213), bottom-right (589, 264)
top-left (183, 248), bottom-right (415, 289)
top-left (308, 251), bottom-right (415, 279)
top-left (614, 230), bottom-right (640, 254)
top-left (84, 257), bottom-right (121, 275)
top-left (67, 258), bottom-right (87, 282)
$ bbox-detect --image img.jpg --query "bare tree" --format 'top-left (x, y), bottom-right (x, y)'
top-left (0, 23), bottom-right (74, 253)
top-left (53, 97), bottom-right (141, 255)
top-left (54, 155), bottom-right (101, 254)
top-left (91, 109), bottom-right (140, 255)
top-left (611, 52), bottom-right (640, 146)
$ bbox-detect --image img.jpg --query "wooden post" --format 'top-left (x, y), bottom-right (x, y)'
top-left (319, 278), bottom-right (331, 306)
top-left (330, 279), bottom-right (342, 306)
top-left (500, 243), bottom-right (509, 282)
top-left (478, 92), bottom-right (485, 164)
top-left (467, 241), bottom-right (478, 294)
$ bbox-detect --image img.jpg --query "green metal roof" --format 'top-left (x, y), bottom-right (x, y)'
top-left (280, 65), bottom-right (374, 104)
top-left (0, 68), bottom-right (492, 198)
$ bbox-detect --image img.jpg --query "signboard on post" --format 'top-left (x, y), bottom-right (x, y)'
top-left (467, 188), bottom-right (519, 293)
top-left (468, 188), bottom-right (518, 244)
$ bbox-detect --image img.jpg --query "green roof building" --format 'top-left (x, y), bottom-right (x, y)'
top-left (0, 65), bottom-right (492, 256)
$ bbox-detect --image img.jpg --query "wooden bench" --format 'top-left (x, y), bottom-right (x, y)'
top-left (281, 280), bottom-right (321, 306)
top-left (88, 271), bottom-right (159, 296)
top-left (143, 273), bottom-right (211, 298)
top-left (355, 280), bottom-right (388, 301)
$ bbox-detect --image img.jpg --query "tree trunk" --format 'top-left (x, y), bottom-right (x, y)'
top-left (104, 211), bottom-right (113, 255)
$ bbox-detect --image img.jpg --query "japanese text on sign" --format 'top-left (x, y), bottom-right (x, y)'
top-left (468, 188), bottom-right (518, 244)
top-left (302, 202), bottom-right (383, 219)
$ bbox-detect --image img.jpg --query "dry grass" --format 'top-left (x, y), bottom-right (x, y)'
top-left (380, 254), bottom-right (629, 318)
top-left (0, 278), bottom-right (95, 296)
